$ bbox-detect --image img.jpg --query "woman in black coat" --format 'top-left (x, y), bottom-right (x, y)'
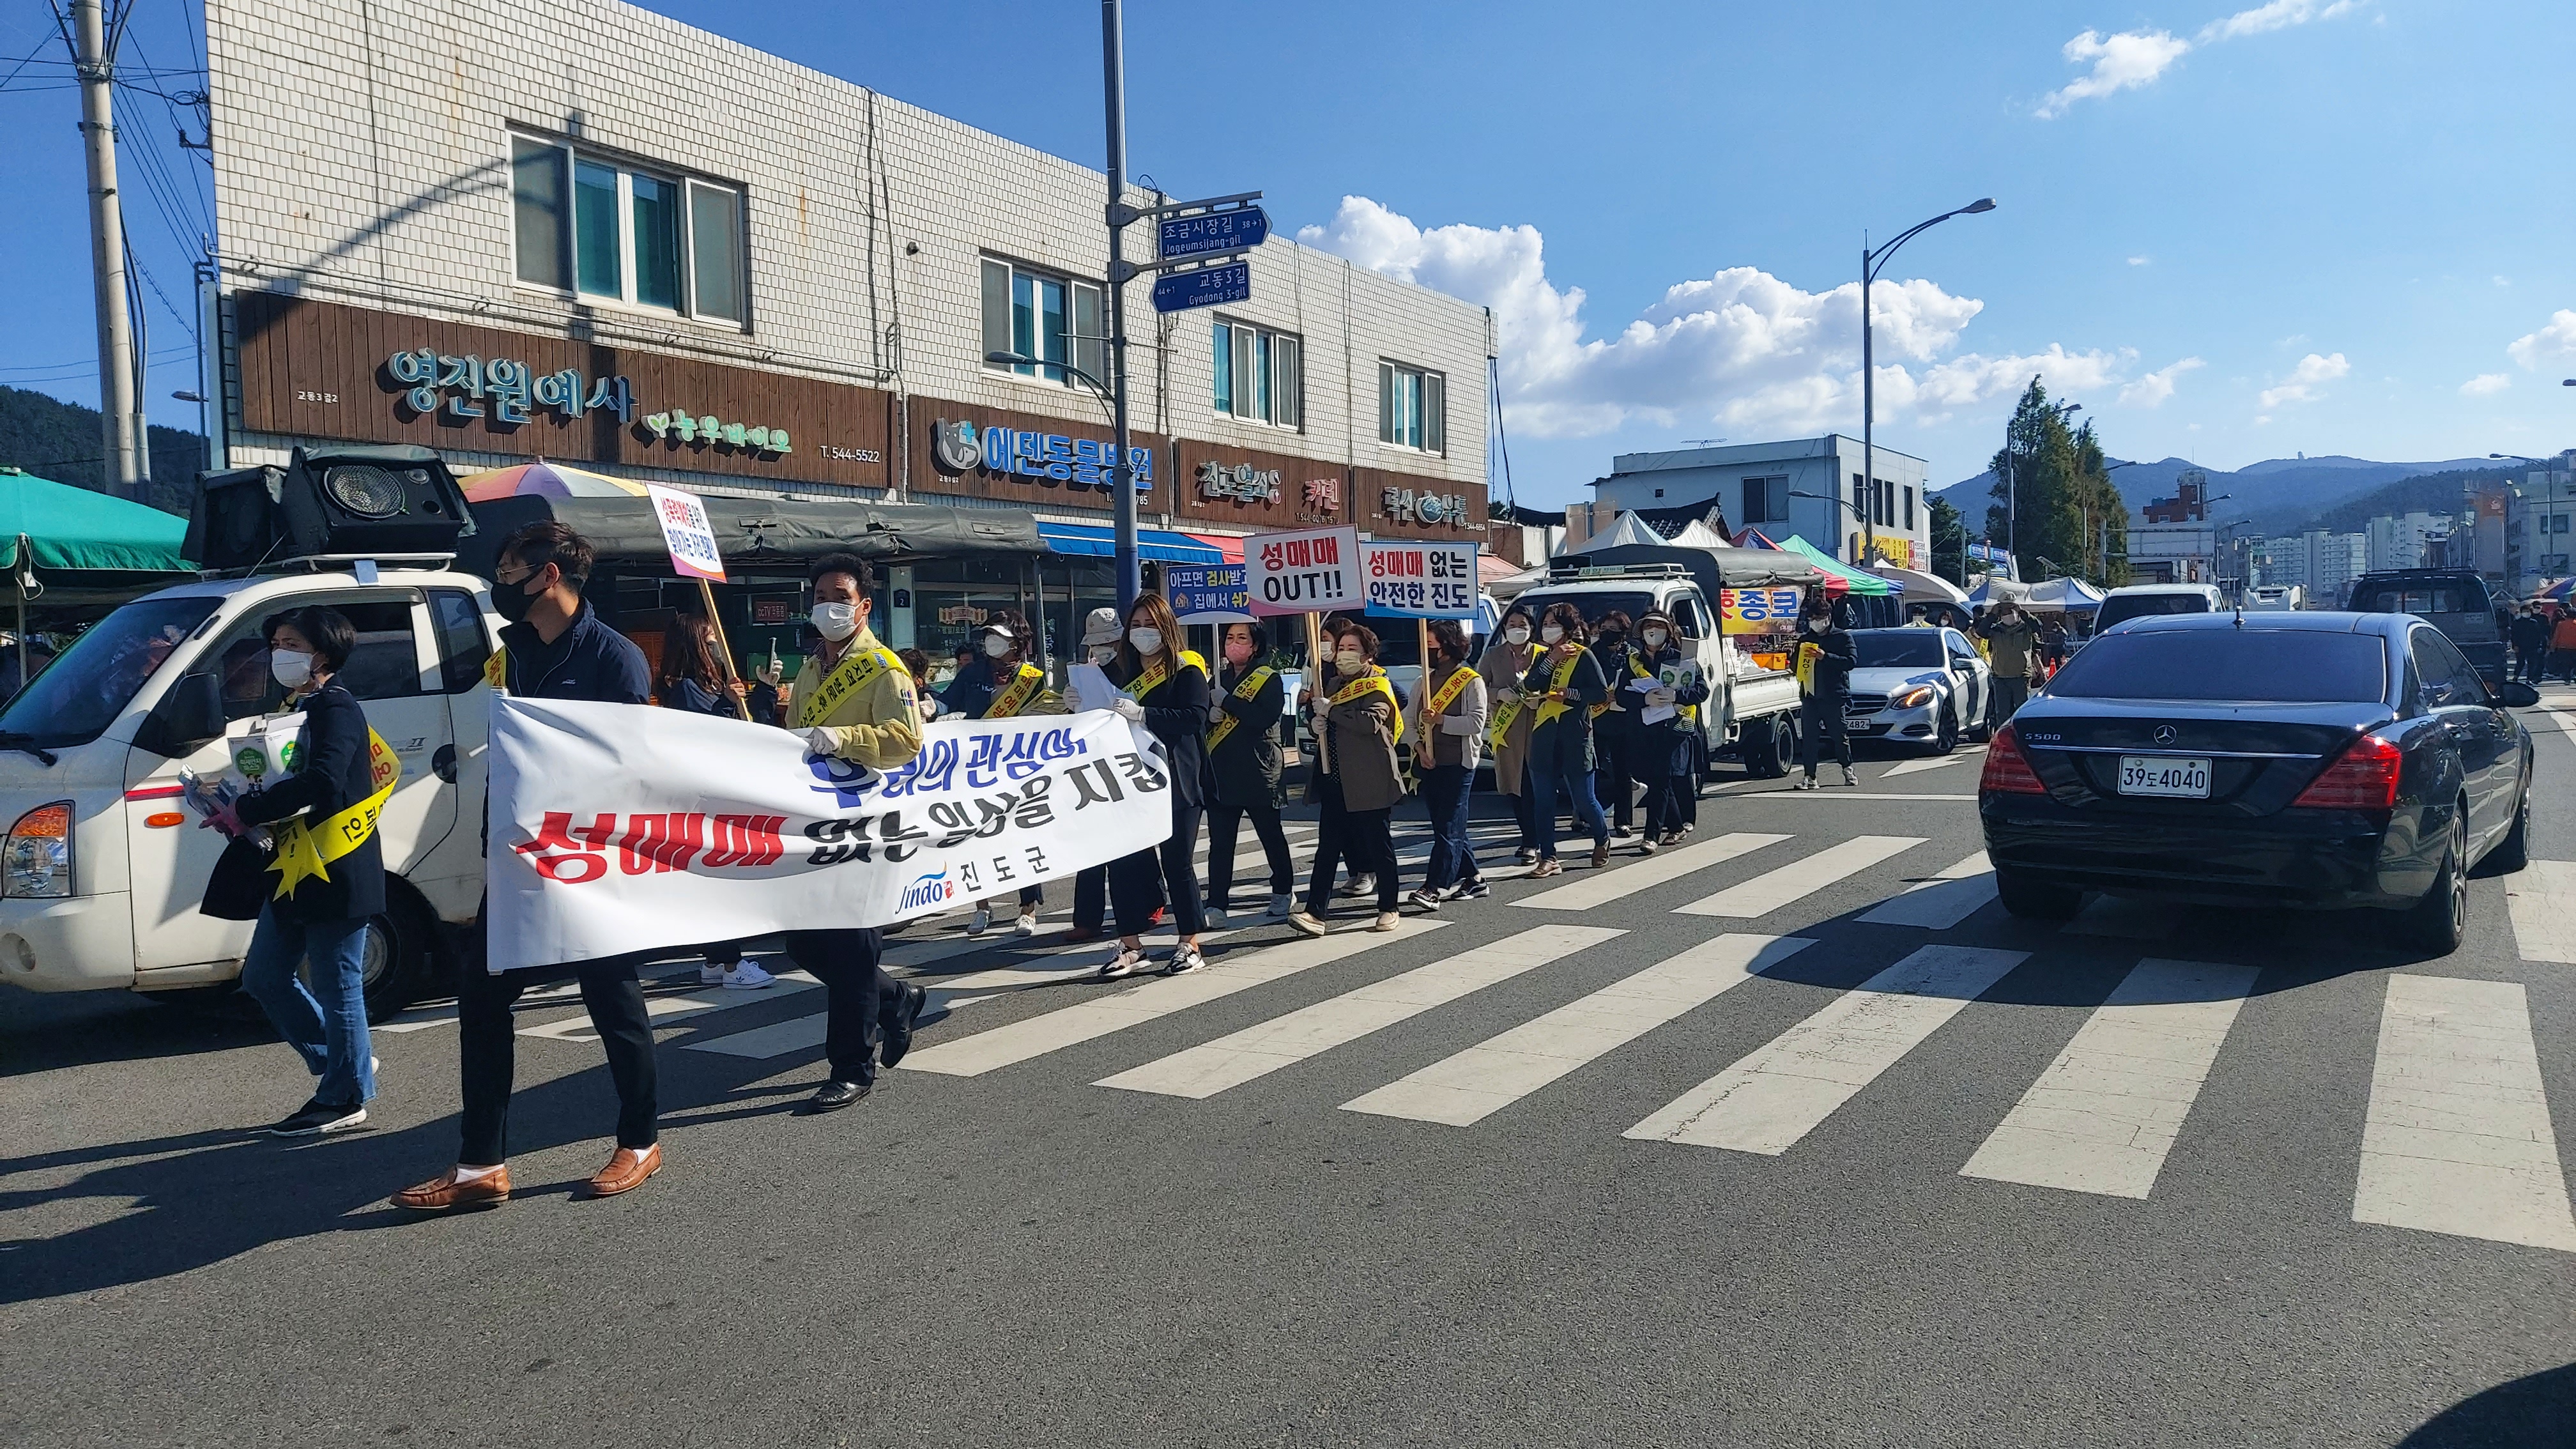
top-left (1521, 600), bottom-right (1611, 877)
top-left (214, 606), bottom-right (388, 1137)
top-left (1625, 610), bottom-right (1712, 850)
top-left (657, 612), bottom-right (774, 991)
top-left (1204, 619), bottom-right (1294, 921)
top-left (1087, 591), bottom-right (1210, 979)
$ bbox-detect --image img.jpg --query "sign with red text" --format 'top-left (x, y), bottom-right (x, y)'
top-left (1361, 540), bottom-right (1478, 619)
top-left (647, 484), bottom-right (726, 582)
top-left (1244, 525), bottom-right (1362, 617)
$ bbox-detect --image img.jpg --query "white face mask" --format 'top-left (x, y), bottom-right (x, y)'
top-left (981, 634), bottom-right (1013, 659)
top-left (1504, 627), bottom-right (1531, 647)
top-left (1334, 649), bottom-right (1363, 673)
top-left (810, 601), bottom-right (859, 641)
top-left (1540, 625), bottom-right (1565, 645)
top-left (270, 649), bottom-right (314, 690)
top-left (1643, 629), bottom-right (1668, 648)
top-left (1128, 627), bottom-right (1163, 656)
top-left (1089, 645), bottom-right (1120, 666)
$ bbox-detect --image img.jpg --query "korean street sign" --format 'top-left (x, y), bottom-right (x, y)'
top-left (1151, 261), bottom-right (1252, 314)
top-left (1160, 206), bottom-right (1269, 261)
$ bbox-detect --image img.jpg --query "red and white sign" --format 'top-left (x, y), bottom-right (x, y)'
top-left (1244, 525), bottom-right (1362, 617)
top-left (647, 484), bottom-right (727, 582)
top-left (1362, 540), bottom-right (1478, 619)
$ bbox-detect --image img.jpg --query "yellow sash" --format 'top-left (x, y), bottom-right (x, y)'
top-left (799, 640), bottom-right (903, 729)
top-left (1128, 648), bottom-right (1208, 704)
top-left (267, 727), bottom-right (399, 899)
top-left (1531, 649), bottom-right (1587, 727)
top-left (1631, 651), bottom-right (1698, 724)
top-left (1484, 653), bottom-right (1533, 749)
top-left (985, 662), bottom-right (1045, 719)
top-left (1328, 670), bottom-right (1406, 742)
top-left (1423, 665), bottom-right (1475, 725)
top-left (1206, 664), bottom-right (1275, 750)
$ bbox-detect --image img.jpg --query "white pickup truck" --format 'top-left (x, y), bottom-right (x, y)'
top-left (0, 561), bottom-right (498, 1017)
top-left (1506, 562), bottom-right (1807, 785)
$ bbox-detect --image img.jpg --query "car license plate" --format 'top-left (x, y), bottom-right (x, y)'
top-left (2117, 756), bottom-right (2211, 798)
top-left (1845, 714), bottom-right (1873, 728)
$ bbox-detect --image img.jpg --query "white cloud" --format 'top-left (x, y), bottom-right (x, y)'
top-left (2039, 0), bottom-right (2357, 116)
top-left (2461, 373), bottom-right (2512, 397)
top-left (2128, 256), bottom-right (2152, 266)
top-left (2256, 351), bottom-right (2349, 408)
top-left (1297, 196), bottom-right (2135, 441)
top-left (2508, 310), bottom-right (2576, 370)
top-left (2037, 30), bottom-right (2190, 117)
top-left (2119, 356), bottom-right (2206, 407)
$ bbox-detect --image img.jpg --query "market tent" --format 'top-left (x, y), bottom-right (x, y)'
top-left (1774, 535), bottom-right (1894, 595)
top-left (1966, 575), bottom-right (2033, 606)
top-left (1584, 510), bottom-right (1671, 550)
top-left (0, 466), bottom-right (194, 620)
top-left (459, 492), bottom-right (1043, 576)
top-left (2025, 577), bottom-right (2107, 612)
top-left (1668, 519), bottom-right (1731, 550)
top-left (1867, 563), bottom-right (1967, 604)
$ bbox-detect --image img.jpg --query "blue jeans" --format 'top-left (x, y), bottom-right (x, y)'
top-left (1528, 756), bottom-right (1608, 860)
top-left (239, 908), bottom-right (374, 1107)
top-left (1419, 763), bottom-right (1478, 892)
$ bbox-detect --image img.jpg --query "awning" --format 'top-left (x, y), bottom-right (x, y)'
top-left (1183, 532), bottom-right (1245, 565)
top-left (1867, 564), bottom-right (1968, 604)
top-left (1775, 535), bottom-right (1895, 595)
top-left (1037, 521), bottom-right (1225, 565)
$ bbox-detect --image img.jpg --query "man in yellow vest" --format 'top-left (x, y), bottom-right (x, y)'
top-left (781, 551), bottom-right (930, 1113)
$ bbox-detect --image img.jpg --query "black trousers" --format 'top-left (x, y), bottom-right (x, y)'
top-left (1594, 728), bottom-right (1637, 829)
top-left (1993, 674), bottom-right (2031, 719)
top-left (457, 951), bottom-right (657, 1165)
top-left (785, 928), bottom-right (893, 1085)
top-left (1306, 776), bottom-right (1398, 913)
top-left (1112, 801), bottom-right (1205, 937)
top-left (1639, 760), bottom-right (1688, 837)
top-left (1206, 800), bottom-right (1294, 904)
top-left (1799, 694), bottom-right (1851, 775)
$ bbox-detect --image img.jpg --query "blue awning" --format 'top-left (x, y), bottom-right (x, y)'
top-left (1037, 521), bottom-right (1226, 565)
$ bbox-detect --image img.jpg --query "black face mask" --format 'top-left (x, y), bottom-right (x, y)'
top-left (493, 567), bottom-right (554, 624)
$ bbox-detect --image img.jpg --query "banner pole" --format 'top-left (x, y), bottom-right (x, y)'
top-left (698, 577), bottom-right (755, 721)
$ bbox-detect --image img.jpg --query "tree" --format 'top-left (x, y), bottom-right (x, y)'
top-left (1983, 378), bottom-right (2129, 584)
top-left (1928, 494), bottom-right (1968, 584)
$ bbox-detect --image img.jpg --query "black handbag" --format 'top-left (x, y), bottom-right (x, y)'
top-left (199, 834), bottom-right (276, 921)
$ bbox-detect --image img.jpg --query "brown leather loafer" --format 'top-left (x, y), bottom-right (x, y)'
top-left (586, 1144), bottom-right (661, 1199)
top-left (389, 1166), bottom-right (511, 1213)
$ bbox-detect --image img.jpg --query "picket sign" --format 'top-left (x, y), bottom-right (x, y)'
top-left (1245, 525), bottom-right (1362, 617)
top-left (1361, 540), bottom-right (1477, 620)
top-left (647, 483), bottom-right (752, 719)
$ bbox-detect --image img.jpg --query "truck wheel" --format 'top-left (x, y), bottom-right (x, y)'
top-left (1740, 717), bottom-right (1783, 779)
top-left (360, 893), bottom-right (439, 1022)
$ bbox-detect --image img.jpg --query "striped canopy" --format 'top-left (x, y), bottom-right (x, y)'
top-left (459, 461), bottom-right (651, 502)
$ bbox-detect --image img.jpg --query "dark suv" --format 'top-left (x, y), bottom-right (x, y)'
top-left (2343, 571), bottom-right (2508, 685)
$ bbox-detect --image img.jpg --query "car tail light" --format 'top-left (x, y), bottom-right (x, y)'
top-left (3, 801), bottom-right (73, 898)
top-left (2292, 735), bottom-right (2403, 810)
top-left (1980, 724), bottom-right (2047, 795)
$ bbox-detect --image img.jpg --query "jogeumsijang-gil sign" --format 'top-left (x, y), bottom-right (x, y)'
top-left (485, 698), bottom-right (1176, 974)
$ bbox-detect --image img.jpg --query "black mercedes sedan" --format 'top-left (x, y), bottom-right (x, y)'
top-left (1979, 611), bottom-right (2538, 953)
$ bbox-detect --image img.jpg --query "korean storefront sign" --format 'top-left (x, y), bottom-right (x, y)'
top-left (1163, 564), bottom-right (1252, 624)
top-left (1380, 485), bottom-right (1471, 527)
top-left (1245, 525), bottom-right (1362, 617)
top-left (1361, 540), bottom-right (1477, 619)
top-left (1196, 459), bottom-right (1282, 505)
top-left (1851, 532), bottom-right (1916, 569)
top-left (931, 417), bottom-right (1154, 493)
top-left (1720, 586), bottom-right (1804, 634)
top-left (387, 347), bottom-right (794, 458)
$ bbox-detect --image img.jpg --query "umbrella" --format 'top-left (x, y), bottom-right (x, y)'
top-left (459, 460), bottom-right (651, 502)
top-left (2536, 578), bottom-right (2573, 602)
top-left (2025, 577), bottom-right (2107, 611)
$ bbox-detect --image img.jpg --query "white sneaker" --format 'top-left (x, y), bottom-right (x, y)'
top-left (1098, 948), bottom-right (1147, 979)
top-left (1014, 911), bottom-right (1039, 936)
top-left (1841, 766), bottom-right (1859, 787)
top-left (700, 964), bottom-right (726, 985)
top-left (721, 961), bottom-right (776, 990)
top-left (967, 907), bottom-right (992, 937)
top-left (1163, 946), bottom-right (1206, 976)
top-left (1265, 892), bottom-right (1294, 918)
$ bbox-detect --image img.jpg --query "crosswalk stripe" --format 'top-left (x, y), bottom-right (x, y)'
top-left (1856, 852), bottom-right (1997, 930)
top-left (2353, 974), bottom-right (2576, 1252)
top-left (1094, 923), bottom-right (1619, 1099)
top-left (1674, 834), bottom-right (1926, 918)
top-left (1510, 832), bottom-right (1790, 912)
top-left (1958, 958), bottom-right (2258, 1198)
top-left (1342, 933), bottom-right (1814, 1126)
top-left (1880, 749), bottom-right (1978, 779)
top-left (898, 919), bottom-right (1452, 1077)
top-left (1624, 944), bottom-right (2028, 1154)
top-left (2504, 860), bottom-right (2576, 964)
top-left (518, 970), bottom-right (824, 1041)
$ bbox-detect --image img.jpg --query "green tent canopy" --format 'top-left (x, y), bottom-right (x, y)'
top-left (1, 467), bottom-right (194, 622)
top-left (1774, 535), bottom-right (1895, 596)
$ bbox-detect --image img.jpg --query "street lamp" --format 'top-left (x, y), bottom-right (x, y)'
top-left (1862, 197), bottom-right (1995, 568)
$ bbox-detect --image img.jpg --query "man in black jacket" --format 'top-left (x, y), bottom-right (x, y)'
top-left (2511, 604), bottom-right (2551, 685)
top-left (1792, 596), bottom-right (1858, 790)
top-left (393, 523), bottom-right (665, 1213)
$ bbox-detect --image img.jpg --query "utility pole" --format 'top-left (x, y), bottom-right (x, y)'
top-left (1100, 0), bottom-right (1138, 612)
top-left (72, 0), bottom-right (148, 501)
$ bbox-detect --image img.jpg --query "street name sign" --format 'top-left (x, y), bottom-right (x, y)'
top-left (1159, 206), bottom-right (1269, 261)
top-left (1152, 261), bottom-right (1252, 314)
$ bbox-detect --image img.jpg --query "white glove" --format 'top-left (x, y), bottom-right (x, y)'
top-left (756, 659), bottom-right (785, 687)
top-left (1496, 687), bottom-right (1521, 703)
top-left (1110, 696), bottom-right (1146, 723)
top-left (804, 726), bottom-right (839, 756)
top-left (1650, 688), bottom-right (1676, 707)
top-left (1207, 703), bottom-right (1228, 723)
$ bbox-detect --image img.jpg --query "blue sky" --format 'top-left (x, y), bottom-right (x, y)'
top-left (4, 0), bottom-right (2570, 507)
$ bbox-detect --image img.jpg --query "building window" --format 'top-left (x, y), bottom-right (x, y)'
top-left (510, 135), bottom-right (745, 324)
top-left (1212, 321), bottom-right (1301, 429)
top-left (1378, 361), bottom-right (1445, 454)
top-left (1742, 475), bottom-right (1788, 523)
top-left (981, 258), bottom-right (1104, 388)
top-left (1904, 486), bottom-right (1915, 531)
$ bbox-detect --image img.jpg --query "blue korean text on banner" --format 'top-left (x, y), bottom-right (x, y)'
top-left (1164, 564), bottom-right (1252, 624)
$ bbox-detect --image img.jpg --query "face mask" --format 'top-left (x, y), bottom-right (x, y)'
top-left (270, 649), bottom-right (314, 689)
top-left (1128, 627), bottom-right (1163, 656)
top-left (1223, 639), bottom-right (1255, 666)
top-left (981, 634), bottom-right (1013, 659)
top-left (491, 574), bottom-right (543, 624)
top-left (1089, 645), bottom-right (1120, 666)
top-left (810, 601), bottom-right (859, 641)
top-left (1804, 615), bottom-right (1828, 632)
top-left (1504, 627), bottom-right (1530, 647)
top-left (1540, 625), bottom-right (1565, 645)
top-left (1643, 629), bottom-right (1668, 648)
top-left (1335, 649), bottom-right (1364, 673)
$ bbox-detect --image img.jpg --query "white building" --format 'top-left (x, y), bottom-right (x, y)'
top-left (2518, 462), bottom-right (2576, 591)
top-left (2365, 512), bottom-right (2448, 573)
top-left (2128, 521), bottom-right (2219, 584)
top-left (1582, 436), bottom-right (1931, 571)
top-left (2270, 530), bottom-right (2370, 606)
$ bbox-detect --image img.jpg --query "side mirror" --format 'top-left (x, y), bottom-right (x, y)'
top-left (136, 670), bottom-right (225, 758)
top-left (2499, 680), bottom-right (2541, 709)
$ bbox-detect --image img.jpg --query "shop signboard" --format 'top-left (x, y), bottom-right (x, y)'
top-left (930, 417), bottom-right (1153, 493)
top-left (1721, 586), bottom-right (1802, 634)
top-left (1163, 564), bottom-right (1251, 624)
top-left (1361, 540), bottom-right (1476, 619)
top-left (1245, 525), bottom-right (1362, 617)
top-left (647, 485), bottom-right (727, 583)
top-left (1151, 261), bottom-right (1252, 314)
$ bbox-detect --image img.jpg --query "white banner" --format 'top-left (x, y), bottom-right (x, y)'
top-left (1361, 540), bottom-right (1478, 619)
top-left (1245, 524), bottom-right (1362, 617)
top-left (486, 698), bottom-right (1174, 974)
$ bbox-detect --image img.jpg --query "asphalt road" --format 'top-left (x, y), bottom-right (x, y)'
top-left (6, 719), bottom-right (2574, 1448)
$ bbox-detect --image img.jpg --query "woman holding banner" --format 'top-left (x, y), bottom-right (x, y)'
top-left (1627, 610), bottom-right (1710, 851)
top-left (940, 611), bottom-right (1061, 937)
top-left (1520, 601), bottom-right (1612, 877)
top-left (1291, 620), bottom-right (1406, 934)
top-left (1204, 620), bottom-right (1294, 923)
top-left (1406, 618), bottom-right (1489, 909)
top-left (1089, 594), bottom-right (1211, 978)
top-left (1478, 604), bottom-right (1543, 866)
